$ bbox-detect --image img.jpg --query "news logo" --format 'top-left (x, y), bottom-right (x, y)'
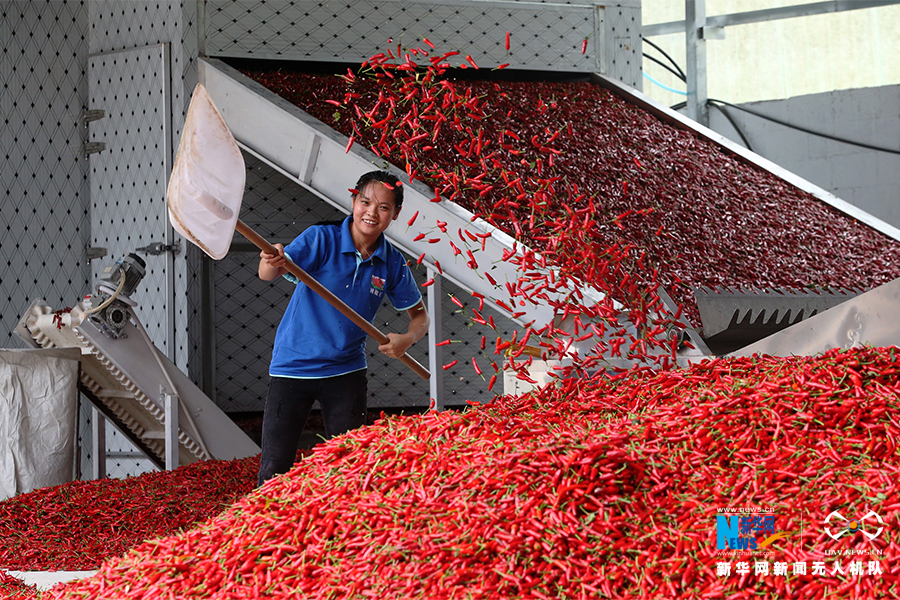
top-left (716, 512), bottom-right (790, 551)
top-left (824, 510), bottom-right (884, 542)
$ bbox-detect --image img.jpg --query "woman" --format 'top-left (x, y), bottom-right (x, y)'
top-left (256, 170), bottom-right (429, 486)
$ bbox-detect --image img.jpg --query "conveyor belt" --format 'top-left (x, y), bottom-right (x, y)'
top-left (18, 299), bottom-right (259, 468)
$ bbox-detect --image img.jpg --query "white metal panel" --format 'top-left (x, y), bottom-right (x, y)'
top-left (88, 44), bottom-right (173, 354)
top-left (603, 3), bottom-right (642, 89)
top-left (206, 0), bottom-right (605, 72)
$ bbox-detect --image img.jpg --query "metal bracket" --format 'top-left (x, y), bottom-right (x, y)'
top-left (298, 134), bottom-right (321, 184)
top-left (83, 142), bottom-right (106, 156)
top-left (136, 241), bottom-right (182, 256)
top-left (162, 389), bottom-right (179, 471)
top-left (86, 246), bottom-right (108, 261)
top-left (700, 25), bottom-right (725, 40)
top-left (82, 109), bottom-right (106, 125)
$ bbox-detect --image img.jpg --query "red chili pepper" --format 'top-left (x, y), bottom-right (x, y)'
top-left (505, 31), bottom-right (510, 50)
top-left (442, 360), bottom-right (458, 370)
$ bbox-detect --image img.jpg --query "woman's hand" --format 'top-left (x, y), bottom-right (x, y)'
top-left (259, 243), bottom-right (287, 280)
top-left (379, 302), bottom-right (429, 359)
top-left (378, 332), bottom-right (414, 359)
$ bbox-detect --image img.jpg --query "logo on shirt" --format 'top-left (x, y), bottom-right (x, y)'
top-left (370, 275), bottom-right (385, 297)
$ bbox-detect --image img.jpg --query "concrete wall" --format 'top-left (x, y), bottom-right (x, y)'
top-left (706, 85), bottom-right (900, 229)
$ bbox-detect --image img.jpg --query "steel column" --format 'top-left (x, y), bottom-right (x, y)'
top-left (163, 392), bottom-right (179, 470)
top-left (91, 406), bottom-right (107, 480)
top-left (685, 0), bottom-right (709, 126)
top-left (427, 266), bottom-right (444, 409)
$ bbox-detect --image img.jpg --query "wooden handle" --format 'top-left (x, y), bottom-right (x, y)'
top-left (236, 220), bottom-right (431, 380)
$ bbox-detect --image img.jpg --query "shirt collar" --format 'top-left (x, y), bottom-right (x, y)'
top-left (341, 216), bottom-right (387, 262)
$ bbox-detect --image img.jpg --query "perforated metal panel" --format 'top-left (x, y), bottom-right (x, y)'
top-left (206, 0), bottom-right (616, 73)
top-left (0, 0), bottom-right (91, 348)
top-left (88, 44), bottom-right (172, 354)
top-left (604, 3), bottom-right (641, 89)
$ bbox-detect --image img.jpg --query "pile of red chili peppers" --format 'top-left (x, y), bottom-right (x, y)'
top-left (18, 346), bottom-right (895, 599)
top-left (0, 455), bottom-right (260, 572)
top-left (240, 46), bottom-right (900, 348)
top-left (0, 572), bottom-right (35, 600)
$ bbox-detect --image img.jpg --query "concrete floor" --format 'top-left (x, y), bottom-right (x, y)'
top-left (3, 570), bottom-right (97, 591)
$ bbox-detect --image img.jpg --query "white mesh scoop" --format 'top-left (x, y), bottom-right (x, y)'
top-left (166, 83), bottom-right (244, 260)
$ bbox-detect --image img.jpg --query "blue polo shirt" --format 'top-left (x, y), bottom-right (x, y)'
top-left (269, 217), bottom-right (422, 378)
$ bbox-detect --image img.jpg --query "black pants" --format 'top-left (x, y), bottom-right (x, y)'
top-left (257, 370), bottom-right (367, 487)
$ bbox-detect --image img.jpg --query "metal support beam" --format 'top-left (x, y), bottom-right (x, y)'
top-left (685, 0), bottom-right (709, 126)
top-left (644, 0), bottom-right (900, 37)
top-left (162, 42), bottom-right (176, 365)
top-left (200, 253), bottom-right (216, 402)
top-left (426, 266), bottom-right (444, 410)
top-left (197, 0), bottom-right (207, 57)
top-left (91, 406), bottom-right (107, 480)
top-left (163, 391), bottom-right (179, 470)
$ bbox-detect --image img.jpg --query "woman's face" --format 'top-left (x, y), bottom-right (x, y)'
top-left (352, 182), bottom-right (400, 239)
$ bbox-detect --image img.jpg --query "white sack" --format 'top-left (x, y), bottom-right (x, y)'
top-left (0, 348), bottom-right (80, 500)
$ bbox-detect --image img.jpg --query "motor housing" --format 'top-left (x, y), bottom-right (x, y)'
top-left (89, 253), bottom-right (147, 338)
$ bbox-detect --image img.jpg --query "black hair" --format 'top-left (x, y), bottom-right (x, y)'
top-left (354, 170), bottom-right (404, 208)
